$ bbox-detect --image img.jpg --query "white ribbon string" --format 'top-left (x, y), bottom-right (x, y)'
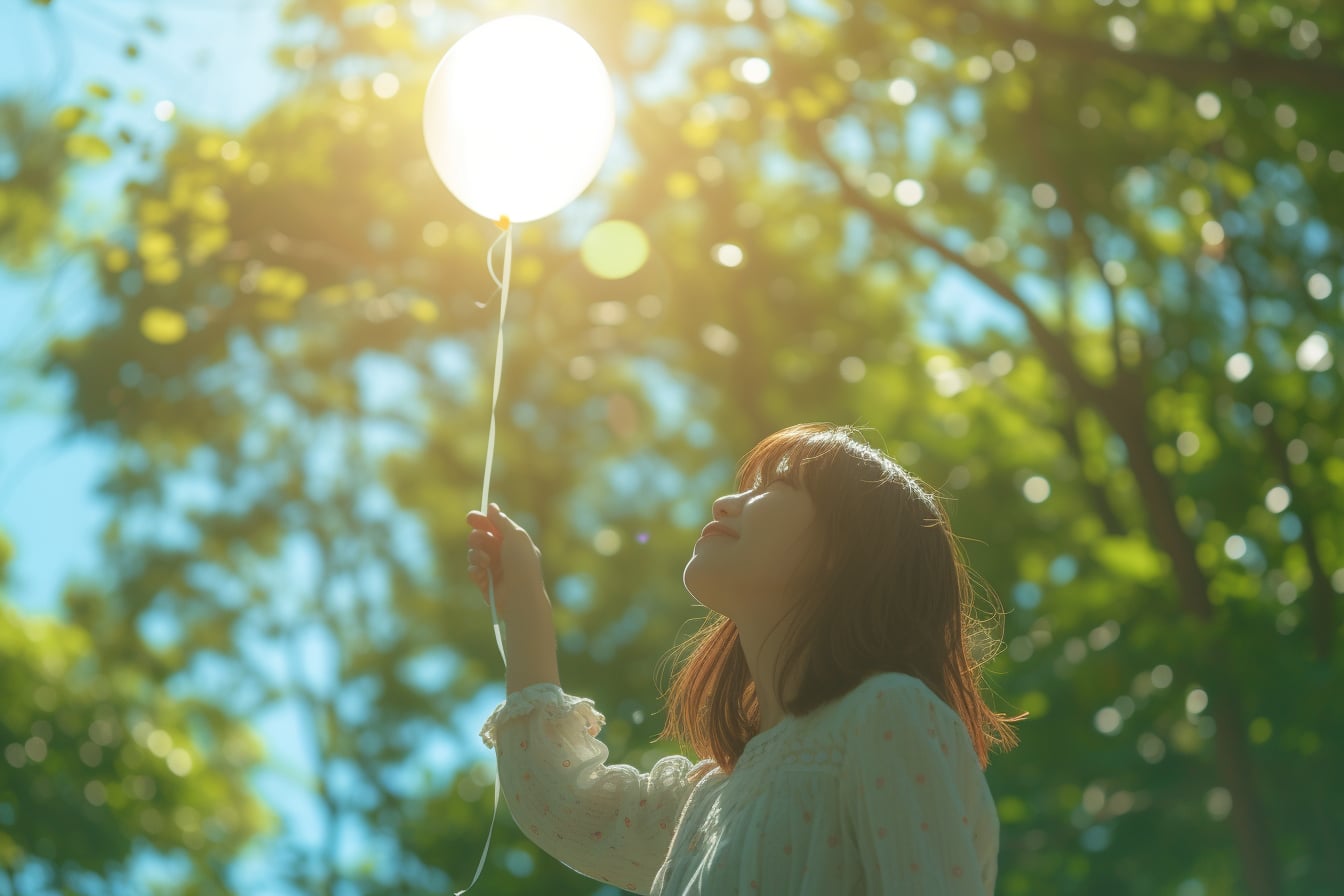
top-left (481, 222), bottom-right (513, 663)
top-left (455, 220), bottom-right (513, 896)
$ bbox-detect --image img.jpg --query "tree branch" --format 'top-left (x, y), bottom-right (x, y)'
top-left (952, 4), bottom-right (1344, 96)
top-left (797, 122), bottom-right (1111, 413)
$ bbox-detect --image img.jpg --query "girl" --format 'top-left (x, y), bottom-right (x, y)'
top-left (465, 422), bottom-right (1024, 894)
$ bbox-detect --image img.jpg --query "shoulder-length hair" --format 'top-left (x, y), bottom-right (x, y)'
top-left (655, 422), bottom-right (1025, 776)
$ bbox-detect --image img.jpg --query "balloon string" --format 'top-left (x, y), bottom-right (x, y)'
top-left (456, 216), bottom-right (512, 896)
top-left (481, 216), bottom-right (512, 665)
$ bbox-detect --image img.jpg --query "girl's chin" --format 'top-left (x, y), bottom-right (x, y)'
top-left (682, 571), bottom-right (715, 605)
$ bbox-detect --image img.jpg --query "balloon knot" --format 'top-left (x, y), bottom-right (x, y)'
top-left (495, 215), bottom-right (511, 231)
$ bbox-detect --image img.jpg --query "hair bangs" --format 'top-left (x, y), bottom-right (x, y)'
top-left (735, 422), bottom-right (848, 495)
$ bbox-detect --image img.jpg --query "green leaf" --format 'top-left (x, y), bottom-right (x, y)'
top-left (51, 105), bottom-right (86, 130)
top-left (64, 133), bottom-right (113, 161)
top-left (1091, 534), bottom-right (1171, 584)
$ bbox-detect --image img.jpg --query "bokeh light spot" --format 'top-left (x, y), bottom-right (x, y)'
top-left (712, 243), bottom-right (744, 267)
top-left (1306, 272), bottom-right (1332, 300)
top-left (894, 179), bottom-right (924, 206)
top-left (701, 324), bottom-right (739, 356)
top-left (724, 0), bottom-right (753, 23)
top-left (168, 748), bottom-right (193, 776)
top-left (1205, 788), bottom-right (1232, 821)
top-left (1195, 92), bottom-right (1221, 120)
top-left (681, 118), bottom-right (718, 149)
top-left (514, 255), bottom-right (545, 286)
top-left (736, 57), bottom-right (771, 85)
top-left (409, 299), bottom-right (438, 323)
top-left (569, 356), bottom-right (596, 380)
top-left (1265, 486), bottom-right (1291, 514)
top-left (580, 220), bottom-right (650, 280)
top-left (84, 780), bottom-right (107, 805)
top-left (372, 73), bottom-right (400, 99)
top-left (887, 78), bottom-right (917, 106)
top-left (140, 308), bottom-right (187, 345)
top-left (964, 57), bottom-right (991, 82)
top-left (1295, 332), bottom-right (1332, 371)
top-left (910, 37), bottom-right (937, 62)
top-left (838, 356), bottom-right (866, 382)
top-left (147, 729), bottom-right (173, 757)
top-left (1023, 476), bottom-right (1051, 503)
top-left (1108, 16), bottom-right (1137, 49)
top-left (666, 171), bottom-right (699, 199)
top-left (422, 220), bottom-right (449, 247)
top-left (593, 528), bottom-right (621, 556)
top-left (1094, 707), bottom-right (1122, 735)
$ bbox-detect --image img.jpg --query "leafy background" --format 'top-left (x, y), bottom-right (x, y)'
top-left (0, 0), bottom-right (1340, 894)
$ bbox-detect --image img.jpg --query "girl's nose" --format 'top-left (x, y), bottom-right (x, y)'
top-left (712, 490), bottom-right (748, 519)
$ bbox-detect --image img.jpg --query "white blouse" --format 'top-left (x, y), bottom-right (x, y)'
top-left (479, 671), bottom-right (999, 895)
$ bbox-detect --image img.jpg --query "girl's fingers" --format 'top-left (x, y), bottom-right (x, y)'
top-left (467, 529), bottom-right (497, 548)
top-left (487, 502), bottom-right (518, 532)
top-left (467, 529), bottom-right (500, 568)
top-left (465, 510), bottom-right (501, 536)
top-left (468, 547), bottom-right (499, 568)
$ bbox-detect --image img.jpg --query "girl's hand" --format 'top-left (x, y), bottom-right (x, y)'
top-left (464, 503), bottom-right (548, 619)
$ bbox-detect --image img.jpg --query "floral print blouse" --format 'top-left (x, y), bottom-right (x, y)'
top-left (479, 671), bottom-right (999, 894)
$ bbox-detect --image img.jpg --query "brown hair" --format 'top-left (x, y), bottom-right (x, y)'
top-left (655, 422), bottom-right (1025, 777)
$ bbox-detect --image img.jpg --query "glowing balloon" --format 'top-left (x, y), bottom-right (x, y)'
top-left (423, 15), bottom-right (616, 224)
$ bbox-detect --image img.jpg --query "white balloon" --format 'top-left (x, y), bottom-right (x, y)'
top-left (423, 15), bottom-right (616, 224)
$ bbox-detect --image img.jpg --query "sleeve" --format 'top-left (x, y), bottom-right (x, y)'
top-left (479, 682), bottom-right (715, 895)
top-left (841, 681), bottom-right (999, 895)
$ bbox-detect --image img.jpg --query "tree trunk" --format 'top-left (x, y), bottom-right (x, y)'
top-left (1107, 376), bottom-right (1282, 896)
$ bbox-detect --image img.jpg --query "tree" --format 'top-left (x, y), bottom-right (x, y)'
top-left (0, 530), bottom-right (268, 894)
top-left (9, 0), bottom-right (1341, 893)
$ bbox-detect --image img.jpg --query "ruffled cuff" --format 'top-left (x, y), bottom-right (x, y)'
top-left (479, 682), bottom-right (607, 749)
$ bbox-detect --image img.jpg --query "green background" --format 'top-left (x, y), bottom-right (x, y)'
top-left (1, 0), bottom-right (1340, 893)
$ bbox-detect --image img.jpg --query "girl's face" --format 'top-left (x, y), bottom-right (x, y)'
top-left (682, 477), bottom-right (818, 616)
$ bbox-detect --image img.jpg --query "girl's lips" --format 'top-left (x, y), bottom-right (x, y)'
top-left (699, 522), bottom-right (739, 540)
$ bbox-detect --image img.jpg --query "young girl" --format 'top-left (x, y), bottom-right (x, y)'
top-left (465, 422), bottom-right (1024, 894)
